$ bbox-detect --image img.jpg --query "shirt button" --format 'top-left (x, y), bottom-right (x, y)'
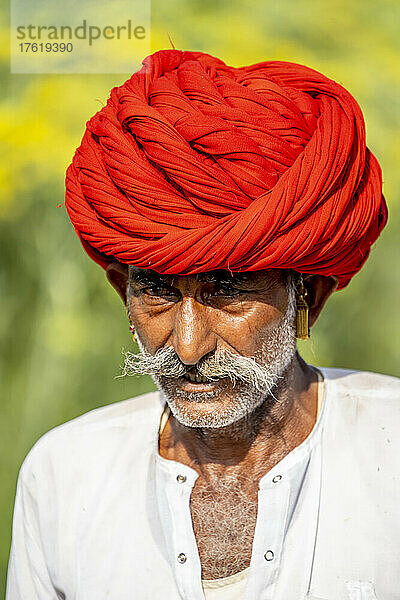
top-left (176, 474), bottom-right (187, 484)
top-left (272, 474), bottom-right (282, 483)
top-left (264, 550), bottom-right (274, 561)
top-left (177, 553), bottom-right (187, 564)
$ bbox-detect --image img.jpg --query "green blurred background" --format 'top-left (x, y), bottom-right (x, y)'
top-left (1, 0), bottom-right (399, 594)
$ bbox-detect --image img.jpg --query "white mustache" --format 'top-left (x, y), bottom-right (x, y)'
top-left (121, 346), bottom-right (283, 394)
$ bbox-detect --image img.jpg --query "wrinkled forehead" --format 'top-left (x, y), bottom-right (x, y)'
top-left (127, 266), bottom-right (289, 288)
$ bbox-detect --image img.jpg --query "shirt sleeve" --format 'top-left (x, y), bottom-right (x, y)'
top-left (6, 451), bottom-right (60, 600)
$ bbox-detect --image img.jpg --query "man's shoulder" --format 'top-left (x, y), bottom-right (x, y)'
top-left (20, 390), bottom-right (163, 483)
top-left (42, 388), bottom-right (163, 438)
top-left (319, 367), bottom-right (400, 423)
top-left (320, 366), bottom-right (400, 401)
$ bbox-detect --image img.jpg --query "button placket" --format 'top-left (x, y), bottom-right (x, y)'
top-left (244, 477), bottom-right (290, 600)
top-left (160, 465), bottom-right (204, 600)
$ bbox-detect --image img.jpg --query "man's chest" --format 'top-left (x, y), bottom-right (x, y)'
top-left (189, 476), bottom-right (259, 580)
top-left (48, 453), bottom-right (400, 600)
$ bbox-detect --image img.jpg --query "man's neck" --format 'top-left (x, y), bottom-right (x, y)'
top-left (159, 354), bottom-right (319, 482)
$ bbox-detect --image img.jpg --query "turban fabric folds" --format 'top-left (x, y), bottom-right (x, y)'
top-left (65, 50), bottom-right (387, 289)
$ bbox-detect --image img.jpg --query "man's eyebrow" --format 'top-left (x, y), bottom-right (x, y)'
top-left (128, 268), bottom-right (242, 286)
top-left (128, 268), bottom-right (274, 288)
top-left (128, 268), bottom-right (170, 287)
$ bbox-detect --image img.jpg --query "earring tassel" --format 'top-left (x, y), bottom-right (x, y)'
top-left (296, 275), bottom-right (310, 340)
top-left (296, 296), bottom-right (309, 340)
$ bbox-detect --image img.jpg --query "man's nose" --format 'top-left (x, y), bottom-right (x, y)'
top-left (172, 297), bottom-right (217, 365)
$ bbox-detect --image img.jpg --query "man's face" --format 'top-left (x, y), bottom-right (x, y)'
top-left (124, 268), bottom-right (297, 428)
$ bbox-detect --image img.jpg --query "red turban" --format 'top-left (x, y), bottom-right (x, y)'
top-left (65, 49), bottom-right (387, 289)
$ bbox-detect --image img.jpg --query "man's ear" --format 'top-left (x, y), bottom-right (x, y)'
top-left (303, 274), bottom-right (338, 328)
top-left (106, 263), bottom-right (129, 304)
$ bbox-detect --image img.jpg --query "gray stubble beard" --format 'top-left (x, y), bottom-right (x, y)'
top-left (155, 306), bottom-right (297, 430)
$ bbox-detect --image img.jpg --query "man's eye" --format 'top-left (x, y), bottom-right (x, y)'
top-left (142, 286), bottom-right (178, 300)
top-left (212, 286), bottom-right (242, 297)
top-left (144, 286), bottom-right (168, 296)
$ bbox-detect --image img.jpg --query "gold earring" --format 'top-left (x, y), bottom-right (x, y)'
top-left (126, 300), bottom-right (137, 341)
top-left (296, 275), bottom-right (310, 340)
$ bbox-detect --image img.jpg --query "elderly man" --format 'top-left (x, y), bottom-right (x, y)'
top-left (6, 50), bottom-right (399, 600)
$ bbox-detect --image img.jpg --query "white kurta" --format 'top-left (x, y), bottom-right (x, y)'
top-left (6, 368), bottom-right (400, 600)
top-left (200, 372), bottom-right (324, 600)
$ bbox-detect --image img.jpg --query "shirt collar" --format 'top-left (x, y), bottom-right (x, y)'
top-left (153, 367), bottom-right (327, 490)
